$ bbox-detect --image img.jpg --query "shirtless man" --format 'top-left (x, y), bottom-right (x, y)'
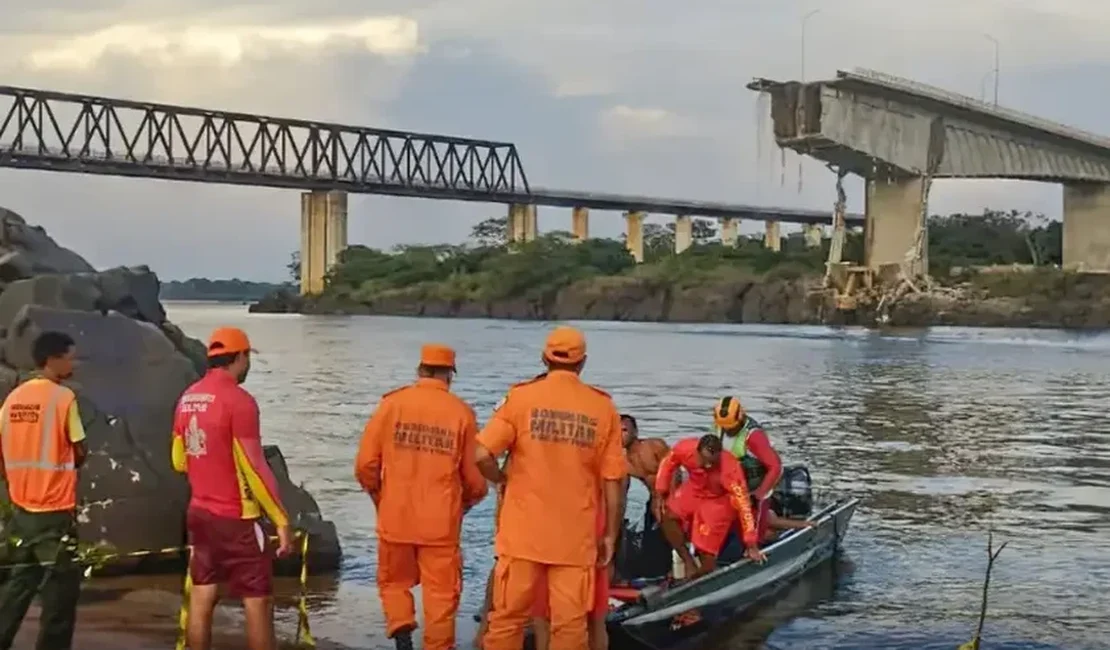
top-left (620, 414), bottom-right (670, 513)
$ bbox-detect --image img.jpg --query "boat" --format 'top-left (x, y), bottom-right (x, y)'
top-left (604, 496), bottom-right (859, 649)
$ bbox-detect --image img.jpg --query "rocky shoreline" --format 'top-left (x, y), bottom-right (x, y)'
top-left (0, 207), bottom-right (341, 576)
top-left (250, 272), bottom-right (1110, 330)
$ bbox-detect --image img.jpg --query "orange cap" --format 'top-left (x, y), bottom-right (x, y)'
top-left (420, 344), bottom-right (457, 370)
top-left (207, 326), bottom-right (256, 357)
top-left (543, 326), bottom-right (587, 364)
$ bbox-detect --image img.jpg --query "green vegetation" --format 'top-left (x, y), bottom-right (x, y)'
top-left (161, 278), bottom-right (289, 301)
top-left (303, 209), bottom-right (1064, 305)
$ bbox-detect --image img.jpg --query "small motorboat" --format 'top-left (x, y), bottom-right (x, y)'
top-left (604, 470), bottom-right (858, 649)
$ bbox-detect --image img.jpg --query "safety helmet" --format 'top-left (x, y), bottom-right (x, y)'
top-left (713, 396), bottom-right (744, 430)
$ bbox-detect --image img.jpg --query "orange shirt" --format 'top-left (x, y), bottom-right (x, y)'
top-left (355, 377), bottom-right (488, 546)
top-left (656, 437), bottom-right (758, 546)
top-left (476, 370), bottom-right (628, 567)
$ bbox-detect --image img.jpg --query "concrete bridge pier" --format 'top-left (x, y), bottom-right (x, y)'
top-left (507, 203), bottom-right (538, 243)
top-left (625, 211), bottom-right (645, 263)
top-left (675, 215), bottom-right (692, 253)
top-left (571, 206), bottom-right (589, 242)
top-left (720, 218), bottom-right (739, 247)
top-left (1063, 182), bottom-right (1110, 272)
top-left (864, 177), bottom-right (928, 276)
top-left (299, 190), bottom-right (348, 295)
top-left (764, 221), bottom-right (781, 251)
top-left (803, 223), bottom-right (825, 248)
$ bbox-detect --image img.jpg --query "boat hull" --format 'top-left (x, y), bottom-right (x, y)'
top-left (607, 497), bottom-right (859, 649)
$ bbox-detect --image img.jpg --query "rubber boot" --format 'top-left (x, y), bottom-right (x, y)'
top-left (393, 627), bottom-right (414, 650)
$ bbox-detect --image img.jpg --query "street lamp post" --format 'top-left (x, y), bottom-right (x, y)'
top-left (801, 8), bottom-right (822, 81)
top-left (983, 33), bottom-right (1000, 105)
top-left (979, 71), bottom-right (995, 102)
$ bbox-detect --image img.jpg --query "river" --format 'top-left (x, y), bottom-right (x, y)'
top-left (162, 302), bottom-right (1108, 650)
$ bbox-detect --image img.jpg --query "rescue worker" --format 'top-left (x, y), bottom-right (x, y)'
top-left (531, 488), bottom-right (610, 650)
top-left (713, 397), bottom-right (783, 537)
top-left (475, 326), bottom-right (627, 650)
top-left (653, 435), bottom-right (765, 580)
top-left (0, 331), bottom-right (87, 650)
top-left (171, 326), bottom-right (294, 650)
top-left (355, 344), bottom-right (488, 650)
top-left (473, 453), bottom-right (510, 650)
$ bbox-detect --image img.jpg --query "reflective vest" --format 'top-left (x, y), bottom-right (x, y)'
top-left (719, 415), bottom-right (768, 493)
top-left (0, 380), bottom-right (78, 512)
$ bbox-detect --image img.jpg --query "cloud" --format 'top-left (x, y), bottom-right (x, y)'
top-left (2, 0), bottom-right (1109, 281)
top-left (25, 17), bottom-right (423, 71)
top-left (598, 105), bottom-right (695, 140)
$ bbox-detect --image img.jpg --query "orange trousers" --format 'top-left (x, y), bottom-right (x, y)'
top-left (483, 556), bottom-right (594, 650)
top-left (377, 540), bottom-right (461, 650)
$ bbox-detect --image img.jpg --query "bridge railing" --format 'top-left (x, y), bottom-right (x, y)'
top-left (0, 85), bottom-right (531, 197)
top-left (844, 68), bottom-right (1110, 152)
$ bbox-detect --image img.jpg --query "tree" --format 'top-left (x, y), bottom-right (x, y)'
top-left (287, 251), bottom-right (301, 283)
top-left (927, 210), bottom-right (1060, 274)
top-left (470, 217), bottom-right (508, 247)
top-left (642, 223), bottom-right (675, 262)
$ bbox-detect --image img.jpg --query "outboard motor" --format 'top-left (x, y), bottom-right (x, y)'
top-left (773, 465), bottom-right (813, 518)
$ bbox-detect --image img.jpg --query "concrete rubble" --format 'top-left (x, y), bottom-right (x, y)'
top-left (0, 207), bottom-right (341, 575)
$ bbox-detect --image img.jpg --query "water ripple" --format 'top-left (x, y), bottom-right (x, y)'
top-left (164, 305), bottom-right (1106, 649)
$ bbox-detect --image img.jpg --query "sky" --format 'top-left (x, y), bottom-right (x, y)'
top-left (2, 0), bottom-right (1110, 281)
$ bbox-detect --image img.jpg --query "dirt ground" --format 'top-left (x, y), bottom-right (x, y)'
top-left (11, 577), bottom-right (350, 650)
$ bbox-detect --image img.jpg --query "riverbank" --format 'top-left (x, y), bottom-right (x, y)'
top-left (15, 576), bottom-right (351, 650)
top-left (250, 268), bottom-right (1110, 330)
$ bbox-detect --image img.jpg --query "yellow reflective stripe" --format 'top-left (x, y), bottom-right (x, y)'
top-left (3, 385), bottom-right (75, 471)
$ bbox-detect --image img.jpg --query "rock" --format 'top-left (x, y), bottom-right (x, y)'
top-left (0, 208), bottom-right (341, 576)
top-left (96, 265), bottom-right (166, 325)
top-left (248, 288), bottom-right (303, 314)
top-left (0, 208), bottom-right (95, 278)
top-left (0, 274), bottom-right (103, 337)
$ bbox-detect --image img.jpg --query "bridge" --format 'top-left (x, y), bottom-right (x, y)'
top-left (0, 85), bottom-right (862, 294)
top-left (748, 68), bottom-right (1110, 275)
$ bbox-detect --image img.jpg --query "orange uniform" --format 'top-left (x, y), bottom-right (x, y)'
top-left (477, 327), bottom-right (627, 650)
top-left (355, 344), bottom-right (488, 650)
top-left (0, 378), bottom-right (85, 513)
top-left (656, 438), bottom-right (758, 556)
top-left (531, 495), bottom-right (609, 620)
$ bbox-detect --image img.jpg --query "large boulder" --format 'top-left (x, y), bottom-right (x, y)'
top-left (0, 208), bottom-right (95, 281)
top-left (0, 207), bottom-right (341, 575)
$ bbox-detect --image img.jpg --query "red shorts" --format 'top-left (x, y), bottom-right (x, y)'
top-left (530, 565), bottom-right (609, 620)
top-left (186, 507), bottom-right (273, 598)
top-left (666, 483), bottom-right (736, 556)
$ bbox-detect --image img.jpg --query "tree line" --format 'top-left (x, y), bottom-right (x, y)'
top-left (294, 209), bottom-right (1061, 303)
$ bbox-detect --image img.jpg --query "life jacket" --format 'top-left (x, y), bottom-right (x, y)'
top-left (0, 379), bottom-right (78, 512)
top-left (719, 415), bottom-right (769, 493)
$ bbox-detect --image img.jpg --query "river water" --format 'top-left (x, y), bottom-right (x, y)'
top-left (162, 302), bottom-right (1108, 650)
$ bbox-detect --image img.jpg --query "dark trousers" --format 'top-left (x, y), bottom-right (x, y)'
top-left (0, 507), bottom-right (81, 650)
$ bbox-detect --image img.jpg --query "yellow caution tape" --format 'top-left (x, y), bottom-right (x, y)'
top-left (295, 532), bottom-right (315, 647)
top-left (175, 547), bottom-right (193, 650)
top-left (1, 528), bottom-right (313, 649)
top-left (171, 530), bottom-right (315, 649)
